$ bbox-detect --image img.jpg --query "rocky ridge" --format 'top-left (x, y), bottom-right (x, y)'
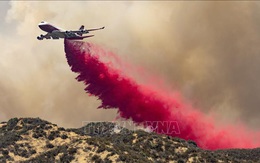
top-left (0, 118), bottom-right (259, 163)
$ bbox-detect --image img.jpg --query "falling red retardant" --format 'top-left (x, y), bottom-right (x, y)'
top-left (64, 39), bottom-right (260, 150)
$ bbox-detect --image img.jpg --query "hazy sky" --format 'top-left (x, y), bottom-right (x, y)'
top-left (0, 1), bottom-right (260, 129)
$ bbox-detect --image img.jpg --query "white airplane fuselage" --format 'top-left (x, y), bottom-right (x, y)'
top-left (39, 22), bottom-right (65, 38)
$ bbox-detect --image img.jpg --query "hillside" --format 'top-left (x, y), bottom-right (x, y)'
top-left (0, 118), bottom-right (259, 162)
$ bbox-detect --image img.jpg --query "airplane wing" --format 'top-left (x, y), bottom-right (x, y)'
top-left (51, 35), bottom-right (60, 39)
top-left (37, 31), bottom-right (67, 40)
top-left (63, 31), bottom-right (96, 38)
top-left (67, 35), bottom-right (95, 40)
top-left (69, 26), bottom-right (105, 34)
top-left (37, 33), bottom-right (53, 40)
top-left (87, 26), bottom-right (105, 32)
top-left (81, 35), bottom-right (95, 39)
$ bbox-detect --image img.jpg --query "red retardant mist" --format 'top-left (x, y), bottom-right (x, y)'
top-left (64, 39), bottom-right (260, 150)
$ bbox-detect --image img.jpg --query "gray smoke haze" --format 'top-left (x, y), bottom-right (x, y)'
top-left (0, 1), bottom-right (260, 128)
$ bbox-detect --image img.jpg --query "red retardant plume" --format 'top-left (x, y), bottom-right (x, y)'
top-left (64, 39), bottom-right (260, 150)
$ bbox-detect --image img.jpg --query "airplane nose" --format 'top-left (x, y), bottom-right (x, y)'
top-left (38, 21), bottom-right (46, 28)
top-left (39, 21), bottom-right (47, 26)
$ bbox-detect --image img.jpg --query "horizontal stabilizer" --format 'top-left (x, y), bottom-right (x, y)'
top-left (82, 35), bottom-right (94, 38)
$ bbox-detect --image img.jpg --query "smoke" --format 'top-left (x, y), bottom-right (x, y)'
top-left (64, 39), bottom-right (260, 149)
top-left (1, 1), bottom-right (260, 128)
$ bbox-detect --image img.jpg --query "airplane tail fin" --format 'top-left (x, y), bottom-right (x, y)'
top-left (79, 25), bottom-right (84, 30)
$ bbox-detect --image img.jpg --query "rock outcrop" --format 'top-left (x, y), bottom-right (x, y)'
top-left (0, 118), bottom-right (259, 162)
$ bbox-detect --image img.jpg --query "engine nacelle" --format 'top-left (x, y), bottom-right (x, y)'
top-left (37, 36), bottom-right (43, 40)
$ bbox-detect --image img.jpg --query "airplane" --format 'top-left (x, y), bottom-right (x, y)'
top-left (37, 21), bottom-right (104, 40)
